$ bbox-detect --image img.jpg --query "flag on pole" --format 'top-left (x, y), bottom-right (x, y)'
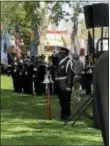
top-left (14, 32), bottom-right (21, 58)
top-left (79, 39), bottom-right (87, 68)
top-left (71, 18), bottom-right (79, 54)
top-left (14, 24), bottom-right (21, 58)
top-left (48, 1), bottom-right (55, 12)
top-left (30, 24), bottom-right (39, 58)
top-left (1, 28), bottom-right (11, 66)
top-left (73, 36), bottom-right (81, 55)
top-left (72, 19), bottom-right (78, 37)
top-left (1, 34), bottom-right (8, 66)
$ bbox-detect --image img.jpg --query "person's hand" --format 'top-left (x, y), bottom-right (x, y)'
top-left (74, 75), bottom-right (81, 82)
top-left (66, 87), bottom-right (71, 92)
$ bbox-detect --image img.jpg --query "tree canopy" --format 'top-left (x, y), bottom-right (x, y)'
top-left (1, 1), bottom-right (84, 54)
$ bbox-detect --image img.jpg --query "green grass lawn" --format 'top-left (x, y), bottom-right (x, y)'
top-left (1, 75), bottom-right (103, 146)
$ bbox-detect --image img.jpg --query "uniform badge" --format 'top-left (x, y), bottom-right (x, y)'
top-left (25, 72), bottom-right (28, 75)
top-left (34, 68), bottom-right (37, 71)
top-left (19, 72), bottom-right (22, 75)
top-left (89, 69), bottom-right (92, 74)
top-left (81, 71), bottom-right (85, 74)
top-left (14, 69), bottom-right (16, 72)
top-left (61, 65), bottom-right (64, 68)
top-left (14, 62), bottom-right (17, 65)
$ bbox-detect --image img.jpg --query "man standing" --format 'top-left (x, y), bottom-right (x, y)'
top-left (34, 55), bottom-right (46, 95)
top-left (30, 24), bottom-right (40, 62)
top-left (52, 47), bottom-right (75, 121)
top-left (79, 47), bottom-right (85, 68)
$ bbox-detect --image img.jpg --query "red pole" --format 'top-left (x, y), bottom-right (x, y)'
top-left (46, 85), bottom-right (51, 120)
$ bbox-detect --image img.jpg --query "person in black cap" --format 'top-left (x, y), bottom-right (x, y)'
top-left (11, 58), bottom-right (23, 93)
top-left (34, 55), bottom-right (46, 95)
top-left (52, 46), bottom-right (75, 121)
top-left (17, 59), bottom-right (24, 93)
top-left (80, 55), bottom-right (93, 95)
top-left (22, 59), bottom-right (34, 95)
top-left (48, 56), bottom-right (55, 94)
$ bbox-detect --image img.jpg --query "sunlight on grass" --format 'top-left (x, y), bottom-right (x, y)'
top-left (1, 75), bottom-right (13, 90)
top-left (1, 75), bottom-right (103, 145)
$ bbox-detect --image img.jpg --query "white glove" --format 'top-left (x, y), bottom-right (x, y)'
top-left (66, 87), bottom-right (71, 92)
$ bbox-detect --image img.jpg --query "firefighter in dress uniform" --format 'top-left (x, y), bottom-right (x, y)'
top-left (23, 59), bottom-right (34, 95)
top-left (9, 58), bottom-right (23, 93)
top-left (52, 46), bottom-right (75, 121)
top-left (47, 56), bottom-right (55, 94)
top-left (34, 55), bottom-right (46, 95)
top-left (17, 59), bottom-right (24, 93)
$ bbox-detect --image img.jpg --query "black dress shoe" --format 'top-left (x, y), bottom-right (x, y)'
top-left (60, 115), bottom-right (70, 121)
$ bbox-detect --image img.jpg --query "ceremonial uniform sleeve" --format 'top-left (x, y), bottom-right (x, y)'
top-left (66, 63), bottom-right (75, 89)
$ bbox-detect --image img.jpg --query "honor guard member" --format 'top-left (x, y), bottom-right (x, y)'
top-left (22, 59), bottom-right (28, 94)
top-left (11, 59), bottom-right (22, 93)
top-left (23, 59), bottom-right (34, 95)
top-left (6, 64), bottom-right (12, 76)
top-left (52, 46), bottom-right (75, 121)
top-left (47, 56), bottom-right (55, 94)
top-left (9, 60), bottom-right (16, 92)
top-left (16, 59), bottom-right (24, 93)
top-left (34, 56), bottom-right (46, 95)
top-left (84, 55), bottom-right (93, 95)
top-left (33, 61), bottom-right (38, 94)
top-left (33, 57), bottom-right (39, 95)
top-left (80, 55), bottom-right (92, 95)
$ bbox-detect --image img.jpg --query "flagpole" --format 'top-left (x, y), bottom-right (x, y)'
top-left (61, 35), bottom-right (67, 48)
top-left (92, 27), bottom-right (95, 54)
top-left (101, 26), bottom-right (103, 53)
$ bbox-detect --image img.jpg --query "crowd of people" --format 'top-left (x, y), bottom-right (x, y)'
top-left (5, 46), bottom-right (96, 121)
top-left (6, 55), bottom-right (50, 95)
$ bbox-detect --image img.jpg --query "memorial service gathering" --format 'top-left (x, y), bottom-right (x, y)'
top-left (1, 0), bottom-right (109, 145)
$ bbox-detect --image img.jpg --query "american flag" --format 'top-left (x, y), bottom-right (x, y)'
top-left (71, 18), bottom-right (79, 54)
top-left (72, 20), bottom-right (78, 39)
top-left (14, 32), bottom-right (21, 58)
top-left (48, 1), bottom-right (55, 12)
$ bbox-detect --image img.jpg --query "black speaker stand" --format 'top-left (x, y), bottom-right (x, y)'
top-left (64, 94), bottom-right (93, 127)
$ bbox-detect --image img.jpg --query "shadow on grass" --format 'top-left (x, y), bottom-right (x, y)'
top-left (2, 134), bottom-right (103, 146)
top-left (1, 118), bottom-right (103, 146)
top-left (1, 89), bottom-right (92, 121)
top-left (1, 89), bottom-right (59, 120)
